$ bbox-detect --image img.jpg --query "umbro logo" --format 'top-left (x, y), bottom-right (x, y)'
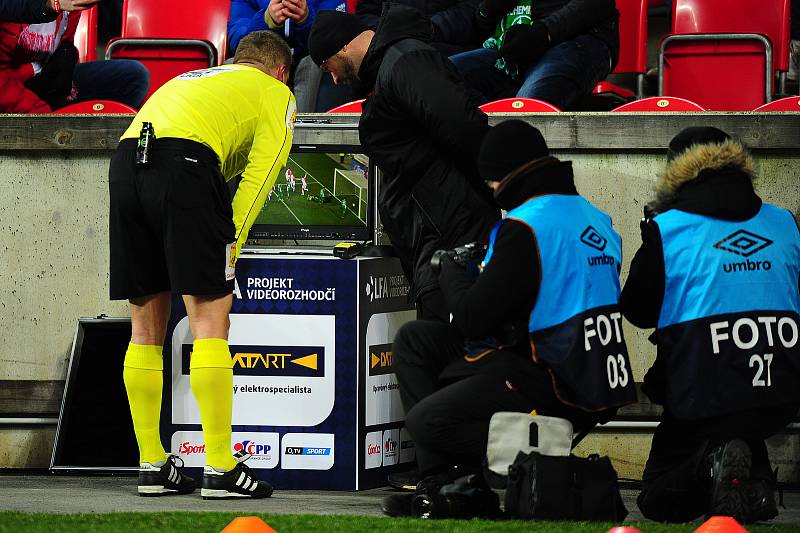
top-left (580, 226), bottom-right (607, 251)
top-left (713, 230), bottom-right (773, 257)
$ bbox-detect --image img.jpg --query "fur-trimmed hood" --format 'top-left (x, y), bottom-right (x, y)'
top-left (652, 139), bottom-right (756, 213)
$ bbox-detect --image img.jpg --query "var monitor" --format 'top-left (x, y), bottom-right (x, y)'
top-left (246, 145), bottom-right (374, 241)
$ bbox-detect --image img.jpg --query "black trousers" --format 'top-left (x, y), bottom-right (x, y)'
top-left (637, 404), bottom-right (800, 523)
top-left (393, 320), bottom-right (608, 476)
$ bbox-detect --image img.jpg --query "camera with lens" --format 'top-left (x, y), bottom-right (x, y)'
top-left (411, 474), bottom-right (501, 519)
top-left (430, 242), bottom-right (488, 276)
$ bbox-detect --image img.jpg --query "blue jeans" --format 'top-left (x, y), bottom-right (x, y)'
top-left (449, 34), bottom-right (612, 110)
top-left (72, 60), bottom-right (150, 109)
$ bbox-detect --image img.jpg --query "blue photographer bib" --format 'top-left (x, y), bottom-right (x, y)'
top-left (654, 203), bottom-right (800, 419)
top-left (484, 194), bottom-right (637, 411)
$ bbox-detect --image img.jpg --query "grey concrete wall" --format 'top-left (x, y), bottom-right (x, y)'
top-left (0, 119), bottom-right (798, 478)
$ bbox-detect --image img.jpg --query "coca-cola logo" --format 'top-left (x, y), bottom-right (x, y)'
top-left (367, 443), bottom-right (381, 456)
top-left (178, 441), bottom-right (205, 455)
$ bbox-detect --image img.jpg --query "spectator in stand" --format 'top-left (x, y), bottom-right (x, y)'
top-left (449, 0), bottom-right (619, 110)
top-left (0, 0), bottom-right (95, 24)
top-left (356, 0), bottom-right (481, 57)
top-left (0, 8), bottom-right (149, 112)
top-left (297, 0), bottom-right (484, 112)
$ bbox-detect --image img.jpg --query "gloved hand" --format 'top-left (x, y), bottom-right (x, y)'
top-left (24, 41), bottom-right (78, 107)
top-left (479, 0), bottom-right (520, 21)
top-left (499, 23), bottom-right (551, 72)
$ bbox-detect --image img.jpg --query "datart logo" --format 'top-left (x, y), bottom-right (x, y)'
top-left (233, 440), bottom-right (272, 457)
top-left (368, 343), bottom-right (394, 376)
top-left (580, 226), bottom-right (607, 252)
top-left (715, 230), bottom-right (774, 273)
top-left (182, 344), bottom-right (324, 377)
top-left (285, 446), bottom-right (331, 456)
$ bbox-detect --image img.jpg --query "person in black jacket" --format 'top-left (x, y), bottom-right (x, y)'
top-left (0, 0), bottom-right (95, 23)
top-left (356, 0), bottom-right (481, 57)
top-left (448, 0), bottom-right (619, 109)
top-left (308, 5), bottom-right (500, 321)
top-left (379, 120), bottom-right (635, 517)
top-left (621, 127), bottom-right (800, 524)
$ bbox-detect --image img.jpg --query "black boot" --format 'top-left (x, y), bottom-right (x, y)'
top-left (703, 440), bottom-right (752, 523)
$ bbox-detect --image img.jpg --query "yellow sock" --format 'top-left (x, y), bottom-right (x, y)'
top-left (190, 338), bottom-right (237, 471)
top-left (123, 343), bottom-right (167, 465)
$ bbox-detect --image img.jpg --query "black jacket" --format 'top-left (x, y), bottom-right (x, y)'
top-left (358, 4), bottom-right (500, 302)
top-left (475, 0), bottom-right (619, 68)
top-left (357, 0), bottom-right (482, 56)
top-left (619, 139), bottom-right (790, 405)
top-left (1, 0), bottom-right (57, 23)
top-left (438, 156), bottom-right (578, 357)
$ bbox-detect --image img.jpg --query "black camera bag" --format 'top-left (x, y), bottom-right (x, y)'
top-left (505, 451), bottom-right (628, 521)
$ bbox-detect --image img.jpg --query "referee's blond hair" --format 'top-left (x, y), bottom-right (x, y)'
top-left (234, 31), bottom-right (292, 72)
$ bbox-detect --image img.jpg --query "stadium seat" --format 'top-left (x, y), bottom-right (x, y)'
top-left (479, 98), bottom-right (561, 112)
top-left (593, 0), bottom-right (648, 99)
top-left (53, 100), bottom-right (137, 114)
top-left (611, 96), bottom-right (706, 111)
top-left (753, 96), bottom-right (800, 111)
top-left (346, 0), bottom-right (359, 13)
top-left (659, 0), bottom-right (791, 111)
top-left (73, 5), bottom-right (98, 63)
top-left (105, 0), bottom-right (228, 101)
top-left (327, 99), bottom-right (365, 113)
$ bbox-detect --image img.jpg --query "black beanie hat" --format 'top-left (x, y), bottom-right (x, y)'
top-left (308, 10), bottom-right (369, 66)
top-left (667, 126), bottom-right (732, 161)
top-left (478, 120), bottom-right (550, 182)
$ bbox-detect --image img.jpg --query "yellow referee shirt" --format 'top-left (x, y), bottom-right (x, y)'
top-left (121, 63), bottom-right (296, 258)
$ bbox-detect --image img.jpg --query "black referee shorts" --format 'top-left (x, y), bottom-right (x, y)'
top-left (109, 138), bottom-right (236, 300)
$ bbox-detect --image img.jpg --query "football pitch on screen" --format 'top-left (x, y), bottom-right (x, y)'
top-left (254, 153), bottom-right (366, 227)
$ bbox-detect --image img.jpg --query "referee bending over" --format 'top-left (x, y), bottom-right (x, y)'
top-left (108, 31), bottom-right (295, 499)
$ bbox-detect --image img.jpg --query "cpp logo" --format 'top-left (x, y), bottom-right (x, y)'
top-left (714, 230), bottom-right (773, 257)
top-left (580, 226), bottom-right (607, 252)
top-left (233, 440), bottom-right (272, 456)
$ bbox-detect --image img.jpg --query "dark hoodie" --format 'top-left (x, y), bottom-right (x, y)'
top-left (357, 4), bottom-right (500, 305)
top-left (438, 155), bottom-right (578, 356)
top-left (620, 139), bottom-right (773, 405)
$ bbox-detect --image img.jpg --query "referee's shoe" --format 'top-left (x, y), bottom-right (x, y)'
top-left (201, 451), bottom-right (273, 499)
top-left (138, 454), bottom-right (196, 496)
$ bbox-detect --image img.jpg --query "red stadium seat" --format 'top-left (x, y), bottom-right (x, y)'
top-left (593, 0), bottom-right (648, 99)
top-left (659, 0), bottom-right (791, 110)
top-left (53, 100), bottom-right (137, 114)
top-left (346, 0), bottom-right (359, 13)
top-left (327, 99), bottom-right (365, 113)
top-left (105, 0), bottom-right (228, 101)
top-left (479, 98), bottom-right (561, 112)
top-left (74, 5), bottom-right (98, 63)
top-left (752, 96), bottom-right (800, 111)
top-left (611, 96), bottom-right (706, 111)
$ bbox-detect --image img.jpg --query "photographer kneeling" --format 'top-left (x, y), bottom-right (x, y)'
top-left (386, 120), bottom-right (637, 518)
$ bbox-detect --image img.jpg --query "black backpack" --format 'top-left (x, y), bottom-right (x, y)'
top-left (505, 451), bottom-right (628, 521)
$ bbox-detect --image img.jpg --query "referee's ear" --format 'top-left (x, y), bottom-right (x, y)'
top-left (271, 64), bottom-right (289, 85)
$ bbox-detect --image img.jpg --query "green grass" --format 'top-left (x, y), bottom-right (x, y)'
top-left (255, 153), bottom-right (364, 227)
top-left (0, 512), bottom-right (796, 533)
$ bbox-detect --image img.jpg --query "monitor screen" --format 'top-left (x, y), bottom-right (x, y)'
top-left (246, 144), bottom-right (374, 241)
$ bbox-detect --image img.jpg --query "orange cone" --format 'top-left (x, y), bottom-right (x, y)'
top-left (220, 516), bottom-right (277, 533)
top-left (694, 516), bottom-right (749, 533)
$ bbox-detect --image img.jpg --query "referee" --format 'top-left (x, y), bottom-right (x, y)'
top-left (109, 31), bottom-right (295, 499)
